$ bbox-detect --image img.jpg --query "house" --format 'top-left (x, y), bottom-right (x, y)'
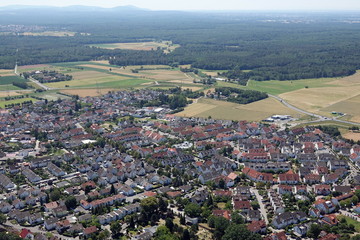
top-left (314, 185), bottom-right (332, 195)
top-left (322, 214), bottom-right (338, 226)
top-left (19, 229), bottom-right (34, 239)
top-left (56, 219), bottom-right (70, 233)
top-left (278, 172), bottom-right (300, 185)
top-left (293, 223), bottom-right (311, 237)
top-left (247, 220), bottom-right (266, 234)
top-left (233, 200), bottom-right (251, 213)
top-left (278, 185), bottom-right (293, 195)
top-left (312, 198), bottom-right (338, 215)
top-left (83, 226), bottom-right (98, 238)
top-left (44, 217), bottom-right (58, 231)
top-left (0, 173), bottom-right (16, 190)
top-left (47, 162), bottom-right (66, 177)
top-left (272, 211), bottom-right (307, 229)
top-left (212, 210), bottom-right (231, 220)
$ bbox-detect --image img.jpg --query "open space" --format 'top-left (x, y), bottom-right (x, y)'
top-left (91, 41), bottom-right (180, 53)
top-left (176, 97), bottom-right (303, 121)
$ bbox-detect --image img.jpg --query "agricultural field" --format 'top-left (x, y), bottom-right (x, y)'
top-left (91, 41), bottom-right (180, 53)
top-left (176, 97), bottom-right (303, 121)
top-left (60, 88), bottom-right (114, 97)
top-left (279, 72), bottom-right (360, 121)
top-left (0, 97), bottom-right (38, 108)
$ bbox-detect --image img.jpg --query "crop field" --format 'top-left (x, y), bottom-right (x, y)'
top-left (0, 76), bottom-right (28, 85)
top-left (91, 41), bottom-right (180, 53)
top-left (60, 88), bottom-right (114, 97)
top-left (176, 97), bottom-right (302, 121)
top-left (278, 72), bottom-right (360, 121)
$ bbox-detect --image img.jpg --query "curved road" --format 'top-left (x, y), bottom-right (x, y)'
top-left (268, 94), bottom-right (360, 127)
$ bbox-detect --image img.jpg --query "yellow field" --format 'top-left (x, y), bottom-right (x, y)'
top-left (60, 88), bottom-right (113, 97)
top-left (279, 71), bottom-right (360, 121)
top-left (342, 131), bottom-right (360, 141)
top-left (176, 97), bottom-right (303, 121)
top-left (92, 41), bottom-right (180, 53)
top-left (0, 69), bottom-right (15, 76)
top-left (0, 92), bottom-right (21, 97)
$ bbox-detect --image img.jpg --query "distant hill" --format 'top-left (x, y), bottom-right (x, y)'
top-left (0, 5), bottom-right (148, 12)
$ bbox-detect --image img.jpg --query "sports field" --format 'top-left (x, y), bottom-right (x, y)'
top-left (176, 97), bottom-right (303, 121)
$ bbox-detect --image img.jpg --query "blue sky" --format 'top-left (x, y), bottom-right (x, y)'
top-left (1, 0), bottom-right (360, 11)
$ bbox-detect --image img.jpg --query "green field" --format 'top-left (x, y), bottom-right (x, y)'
top-left (0, 98), bottom-right (38, 108)
top-left (0, 76), bottom-right (28, 85)
top-left (337, 215), bottom-right (360, 232)
top-left (216, 77), bottom-right (337, 96)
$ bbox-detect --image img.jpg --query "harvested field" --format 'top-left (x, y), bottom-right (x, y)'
top-left (91, 41), bottom-right (180, 53)
top-left (61, 88), bottom-right (113, 97)
top-left (342, 131), bottom-right (360, 141)
top-left (0, 92), bottom-right (21, 98)
top-left (176, 97), bottom-right (302, 121)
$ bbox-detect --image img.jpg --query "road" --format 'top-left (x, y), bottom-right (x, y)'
top-left (5, 220), bottom-right (77, 240)
top-left (269, 94), bottom-right (360, 127)
top-left (251, 188), bottom-right (269, 224)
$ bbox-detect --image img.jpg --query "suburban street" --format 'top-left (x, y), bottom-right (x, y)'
top-left (251, 188), bottom-right (269, 224)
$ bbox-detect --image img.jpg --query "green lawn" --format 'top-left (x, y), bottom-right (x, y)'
top-left (0, 84), bottom-right (22, 91)
top-left (0, 98), bottom-right (38, 108)
top-left (337, 215), bottom-right (360, 232)
top-left (85, 78), bottom-right (150, 88)
top-left (216, 77), bottom-right (337, 95)
top-left (0, 76), bottom-right (28, 85)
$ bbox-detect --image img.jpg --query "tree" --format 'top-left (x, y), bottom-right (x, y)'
top-left (110, 221), bottom-right (121, 237)
top-left (231, 212), bottom-right (244, 224)
top-left (307, 224), bottom-right (321, 239)
top-left (50, 188), bottom-right (61, 201)
top-left (98, 229), bottom-right (110, 240)
top-left (213, 217), bottom-right (230, 240)
top-left (222, 224), bottom-right (261, 240)
top-left (0, 213), bottom-right (6, 225)
top-left (110, 184), bottom-right (116, 195)
top-left (65, 196), bottom-right (78, 210)
top-left (159, 197), bottom-right (168, 212)
top-left (182, 229), bottom-right (190, 240)
top-left (184, 203), bottom-right (202, 218)
top-left (141, 197), bottom-right (159, 216)
top-left (166, 218), bottom-right (174, 233)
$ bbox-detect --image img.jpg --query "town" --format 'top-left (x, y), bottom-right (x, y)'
top-left (0, 89), bottom-right (359, 240)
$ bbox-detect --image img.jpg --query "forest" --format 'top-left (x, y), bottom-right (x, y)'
top-left (215, 87), bottom-right (268, 104)
top-left (1, 7), bottom-right (360, 81)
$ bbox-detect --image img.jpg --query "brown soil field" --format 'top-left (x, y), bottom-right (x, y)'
top-left (0, 92), bottom-right (21, 97)
top-left (342, 131), bottom-right (360, 141)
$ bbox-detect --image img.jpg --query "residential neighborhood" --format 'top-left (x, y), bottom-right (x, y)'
top-left (0, 89), bottom-right (359, 240)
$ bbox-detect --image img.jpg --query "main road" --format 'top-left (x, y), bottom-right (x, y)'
top-left (268, 94), bottom-right (360, 127)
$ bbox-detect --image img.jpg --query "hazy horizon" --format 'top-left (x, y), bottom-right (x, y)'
top-left (1, 0), bottom-right (360, 11)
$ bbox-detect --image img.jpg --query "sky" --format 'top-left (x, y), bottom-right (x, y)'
top-left (1, 0), bottom-right (360, 11)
